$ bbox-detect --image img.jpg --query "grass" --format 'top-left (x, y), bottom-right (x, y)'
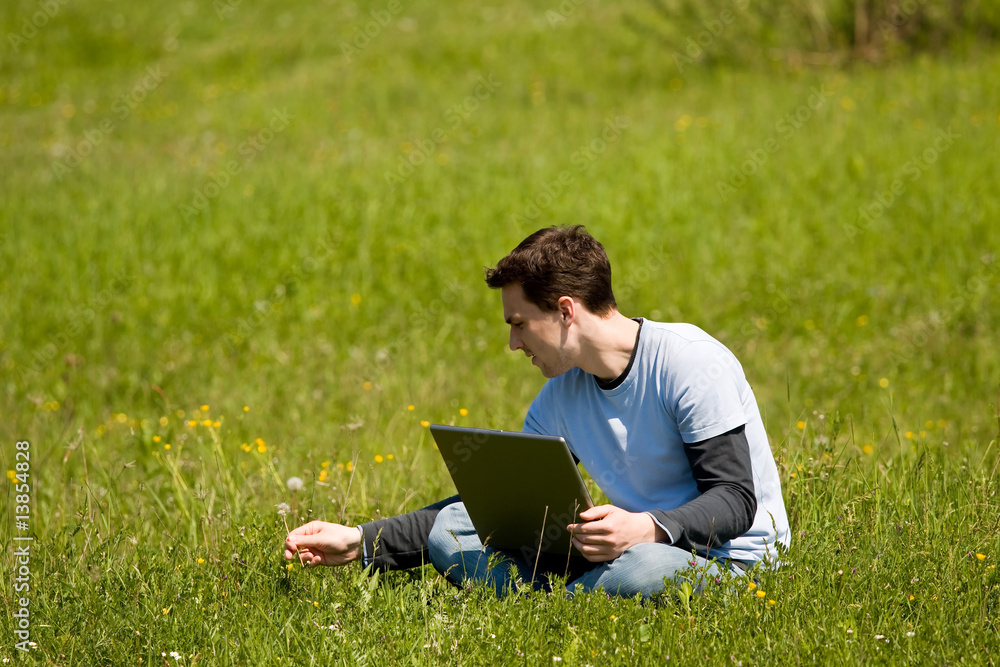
top-left (2, 0), bottom-right (999, 663)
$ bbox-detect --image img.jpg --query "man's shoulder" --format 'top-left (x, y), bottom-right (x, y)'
top-left (641, 319), bottom-right (717, 345)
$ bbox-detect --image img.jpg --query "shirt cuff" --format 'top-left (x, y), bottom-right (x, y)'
top-left (358, 525), bottom-right (367, 566)
top-left (645, 512), bottom-right (675, 545)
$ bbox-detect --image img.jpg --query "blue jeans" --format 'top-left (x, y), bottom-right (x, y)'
top-left (427, 502), bottom-right (746, 599)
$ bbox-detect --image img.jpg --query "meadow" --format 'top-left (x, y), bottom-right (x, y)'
top-left (1, 0), bottom-right (999, 663)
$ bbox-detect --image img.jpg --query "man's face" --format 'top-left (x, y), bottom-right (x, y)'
top-left (501, 284), bottom-right (575, 378)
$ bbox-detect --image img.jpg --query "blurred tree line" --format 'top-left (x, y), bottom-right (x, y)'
top-left (625, 0), bottom-right (999, 67)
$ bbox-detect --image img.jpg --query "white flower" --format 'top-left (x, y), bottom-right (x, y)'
top-left (275, 502), bottom-right (290, 517)
top-left (906, 632), bottom-right (915, 637)
top-left (286, 477), bottom-right (304, 492)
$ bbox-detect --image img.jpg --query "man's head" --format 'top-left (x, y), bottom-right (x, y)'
top-left (484, 225), bottom-right (616, 316)
top-left (485, 226), bottom-right (619, 378)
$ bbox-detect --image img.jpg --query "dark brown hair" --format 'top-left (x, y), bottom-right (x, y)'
top-left (484, 225), bottom-right (617, 316)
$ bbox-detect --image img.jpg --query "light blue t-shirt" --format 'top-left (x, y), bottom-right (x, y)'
top-left (523, 319), bottom-right (790, 563)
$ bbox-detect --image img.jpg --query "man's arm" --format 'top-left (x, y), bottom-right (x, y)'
top-left (647, 424), bottom-right (757, 554)
top-left (567, 426), bottom-right (756, 561)
top-left (357, 495), bottom-right (460, 571)
top-left (284, 495), bottom-right (460, 571)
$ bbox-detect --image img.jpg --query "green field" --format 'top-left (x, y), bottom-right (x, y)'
top-left (2, 0), bottom-right (1000, 663)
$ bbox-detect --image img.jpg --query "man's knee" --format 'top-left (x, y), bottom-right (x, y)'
top-left (427, 503), bottom-right (469, 568)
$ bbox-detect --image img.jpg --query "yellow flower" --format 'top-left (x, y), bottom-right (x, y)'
top-left (318, 470), bottom-right (328, 482)
top-left (7, 470), bottom-right (18, 481)
top-left (863, 444), bottom-right (873, 455)
top-left (420, 420), bottom-right (430, 428)
top-left (202, 419), bottom-right (213, 427)
top-left (346, 461), bottom-right (354, 472)
top-left (387, 454), bottom-right (394, 460)
top-left (796, 421), bottom-right (805, 430)
top-left (213, 420), bottom-right (221, 428)
top-left (363, 381), bottom-right (373, 391)
top-left (459, 408), bottom-right (469, 417)
top-left (201, 405), bottom-right (209, 412)
top-left (313, 601), bottom-right (319, 608)
top-left (197, 558), bottom-right (205, 564)
top-left (855, 315), bottom-right (869, 327)
top-left (756, 590), bottom-right (766, 598)
top-left (374, 455), bottom-right (384, 463)
top-left (768, 599), bottom-right (776, 606)
top-left (321, 461), bottom-right (330, 468)
top-left (977, 553), bottom-right (986, 561)
top-left (244, 406), bottom-right (250, 412)
top-left (159, 416), bottom-right (169, 427)
top-left (153, 435), bottom-right (161, 443)
top-left (164, 444), bottom-right (171, 450)
top-left (162, 608), bottom-right (170, 615)
top-left (350, 293), bottom-right (362, 306)
top-left (257, 442), bottom-right (267, 453)
top-left (905, 431), bottom-right (913, 439)
top-left (879, 378), bottom-right (889, 389)
top-left (187, 420), bottom-right (197, 427)
top-left (337, 463), bottom-right (345, 470)
top-left (286, 563), bottom-right (294, 570)
top-left (408, 405), bottom-right (415, 411)
top-left (748, 582), bottom-right (757, 591)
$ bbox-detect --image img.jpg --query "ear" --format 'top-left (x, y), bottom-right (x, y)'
top-left (557, 296), bottom-right (576, 326)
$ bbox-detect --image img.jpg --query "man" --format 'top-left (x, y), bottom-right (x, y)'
top-left (284, 226), bottom-right (790, 598)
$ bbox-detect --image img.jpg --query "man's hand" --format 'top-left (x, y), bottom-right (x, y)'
top-left (566, 505), bottom-right (668, 562)
top-left (284, 521), bottom-right (362, 567)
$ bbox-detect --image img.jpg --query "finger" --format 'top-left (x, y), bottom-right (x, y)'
top-left (578, 505), bottom-right (612, 521)
top-left (288, 520), bottom-right (326, 537)
top-left (571, 519), bottom-right (611, 536)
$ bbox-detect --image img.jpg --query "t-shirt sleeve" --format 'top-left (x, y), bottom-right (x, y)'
top-left (523, 383), bottom-right (556, 436)
top-left (668, 340), bottom-right (749, 443)
top-left (646, 425), bottom-right (757, 553)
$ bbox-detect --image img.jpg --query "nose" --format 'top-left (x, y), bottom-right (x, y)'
top-left (509, 327), bottom-right (522, 352)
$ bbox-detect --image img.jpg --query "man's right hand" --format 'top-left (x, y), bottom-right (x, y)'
top-left (284, 521), bottom-right (362, 567)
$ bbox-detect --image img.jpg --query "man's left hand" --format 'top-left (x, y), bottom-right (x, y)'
top-left (567, 505), bottom-right (668, 562)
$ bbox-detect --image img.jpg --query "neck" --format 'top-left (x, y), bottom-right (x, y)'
top-left (578, 312), bottom-right (640, 382)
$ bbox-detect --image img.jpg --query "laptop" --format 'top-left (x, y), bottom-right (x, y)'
top-left (430, 424), bottom-right (594, 559)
